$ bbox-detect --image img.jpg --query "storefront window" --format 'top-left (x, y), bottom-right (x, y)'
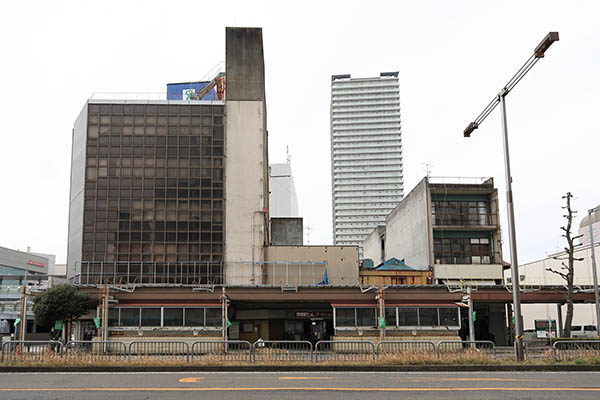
top-left (163, 308), bottom-right (183, 326)
top-left (141, 308), bottom-right (161, 326)
top-left (120, 308), bottom-right (140, 327)
top-left (335, 308), bottom-right (355, 327)
top-left (184, 308), bottom-right (204, 327)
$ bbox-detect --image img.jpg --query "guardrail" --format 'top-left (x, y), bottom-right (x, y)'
top-left (377, 340), bottom-right (436, 354)
top-left (65, 341), bottom-right (127, 361)
top-left (191, 340), bottom-right (252, 362)
top-left (1, 341), bottom-right (63, 363)
top-left (128, 341), bottom-right (190, 362)
top-left (4, 339), bottom-right (589, 364)
top-left (252, 340), bottom-right (313, 362)
top-left (553, 340), bottom-right (600, 361)
top-left (315, 340), bottom-right (376, 362)
top-left (436, 340), bottom-right (496, 357)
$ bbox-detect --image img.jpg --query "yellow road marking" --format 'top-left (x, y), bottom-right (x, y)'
top-left (279, 377), bottom-right (331, 380)
top-left (178, 377), bottom-right (205, 383)
top-left (411, 378), bottom-right (553, 382)
top-left (0, 387), bottom-right (599, 392)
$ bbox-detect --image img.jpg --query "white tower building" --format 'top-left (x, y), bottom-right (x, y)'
top-left (330, 72), bottom-right (403, 256)
top-left (269, 160), bottom-right (299, 217)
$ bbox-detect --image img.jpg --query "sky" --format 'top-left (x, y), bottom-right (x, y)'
top-left (0, 0), bottom-right (599, 265)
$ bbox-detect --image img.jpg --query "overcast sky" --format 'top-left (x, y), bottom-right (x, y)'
top-left (1, 0), bottom-right (599, 265)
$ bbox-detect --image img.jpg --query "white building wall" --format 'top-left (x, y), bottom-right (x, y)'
top-left (579, 209), bottom-right (600, 246)
top-left (330, 74), bottom-right (403, 257)
top-left (225, 101), bottom-right (267, 284)
top-left (383, 179), bottom-right (430, 270)
top-left (505, 243), bottom-right (600, 330)
top-left (269, 162), bottom-right (299, 217)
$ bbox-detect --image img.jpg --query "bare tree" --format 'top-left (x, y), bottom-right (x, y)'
top-left (546, 192), bottom-right (584, 337)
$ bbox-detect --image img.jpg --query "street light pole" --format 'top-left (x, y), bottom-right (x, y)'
top-left (463, 32), bottom-right (559, 361)
top-left (587, 207), bottom-right (600, 335)
top-left (499, 92), bottom-right (525, 359)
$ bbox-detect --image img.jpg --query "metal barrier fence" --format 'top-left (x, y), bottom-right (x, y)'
top-left (315, 340), bottom-right (376, 362)
top-left (128, 341), bottom-right (190, 362)
top-left (436, 340), bottom-right (496, 357)
top-left (7, 340), bottom-right (599, 364)
top-left (553, 340), bottom-right (600, 361)
top-left (1, 341), bottom-right (63, 363)
top-left (252, 340), bottom-right (313, 362)
top-left (64, 341), bottom-right (127, 362)
top-left (191, 340), bottom-right (252, 362)
top-left (377, 341), bottom-right (437, 356)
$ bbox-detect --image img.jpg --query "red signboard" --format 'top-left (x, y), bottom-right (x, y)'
top-left (26, 260), bottom-right (45, 268)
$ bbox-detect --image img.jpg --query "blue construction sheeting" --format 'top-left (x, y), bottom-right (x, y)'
top-left (166, 81), bottom-right (217, 101)
top-left (375, 257), bottom-right (415, 271)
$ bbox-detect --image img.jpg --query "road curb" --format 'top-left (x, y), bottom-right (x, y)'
top-left (1, 364), bottom-right (600, 373)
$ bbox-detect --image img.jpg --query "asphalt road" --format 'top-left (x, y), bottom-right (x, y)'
top-left (1, 371), bottom-right (600, 399)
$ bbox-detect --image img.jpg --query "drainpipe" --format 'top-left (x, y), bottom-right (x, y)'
top-left (251, 210), bottom-right (264, 285)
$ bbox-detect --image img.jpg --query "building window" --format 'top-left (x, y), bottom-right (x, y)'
top-left (334, 307), bottom-right (377, 328)
top-left (109, 307), bottom-right (221, 329)
top-left (432, 200), bottom-right (489, 226)
top-left (433, 237), bottom-right (492, 264)
top-left (383, 307), bottom-right (459, 329)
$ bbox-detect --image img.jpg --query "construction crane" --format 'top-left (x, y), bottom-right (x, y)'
top-left (191, 72), bottom-right (226, 101)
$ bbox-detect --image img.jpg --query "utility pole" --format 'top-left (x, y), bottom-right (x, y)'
top-left (377, 286), bottom-right (385, 342)
top-left (101, 285), bottom-right (109, 352)
top-left (14, 286), bottom-right (27, 354)
top-left (221, 287), bottom-right (228, 352)
top-left (467, 287), bottom-right (475, 343)
top-left (463, 32), bottom-right (560, 360)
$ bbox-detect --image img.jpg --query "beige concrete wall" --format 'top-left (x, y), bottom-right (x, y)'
top-left (266, 246), bottom-right (359, 285)
top-left (225, 100), bottom-right (267, 285)
top-left (433, 264), bottom-right (504, 281)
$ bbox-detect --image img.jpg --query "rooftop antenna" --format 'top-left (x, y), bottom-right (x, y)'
top-left (286, 146), bottom-right (291, 163)
top-left (422, 162), bottom-right (432, 178)
top-left (305, 226), bottom-right (312, 244)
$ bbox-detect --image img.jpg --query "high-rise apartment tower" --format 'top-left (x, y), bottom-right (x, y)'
top-left (330, 73), bottom-right (403, 256)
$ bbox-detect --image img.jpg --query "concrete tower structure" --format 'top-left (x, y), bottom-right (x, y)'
top-left (330, 73), bottom-right (403, 256)
top-left (269, 161), bottom-right (299, 218)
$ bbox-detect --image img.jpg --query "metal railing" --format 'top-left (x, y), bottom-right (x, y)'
top-left (315, 340), bottom-right (376, 362)
top-left (76, 261), bottom-right (328, 287)
top-left (377, 340), bottom-right (436, 354)
top-left (1, 341), bottom-right (63, 363)
top-left (553, 340), bottom-right (600, 361)
top-left (6, 339), bottom-right (596, 364)
top-left (64, 341), bottom-right (127, 361)
top-left (191, 340), bottom-right (252, 362)
top-left (252, 340), bottom-right (313, 362)
top-left (128, 341), bottom-right (190, 362)
top-left (436, 340), bottom-right (496, 357)
top-left (89, 93), bottom-right (226, 102)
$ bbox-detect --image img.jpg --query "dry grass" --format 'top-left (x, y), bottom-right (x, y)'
top-left (1, 350), bottom-right (599, 368)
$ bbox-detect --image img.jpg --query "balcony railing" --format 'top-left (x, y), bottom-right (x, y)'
top-left (75, 261), bottom-right (328, 287)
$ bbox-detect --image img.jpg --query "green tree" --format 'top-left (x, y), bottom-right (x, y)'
top-left (32, 284), bottom-right (96, 328)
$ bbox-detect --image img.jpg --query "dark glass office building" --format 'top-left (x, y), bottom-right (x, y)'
top-left (67, 101), bottom-right (226, 282)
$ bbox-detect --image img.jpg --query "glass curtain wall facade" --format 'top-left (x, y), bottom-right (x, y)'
top-left (73, 101), bottom-right (225, 283)
top-left (330, 73), bottom-right (403, 257)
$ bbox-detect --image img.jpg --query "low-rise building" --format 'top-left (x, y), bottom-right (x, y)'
top-left (505, 242), bottom-right (600, 332)
top-left (362, 177), bottom-right (504, 285)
